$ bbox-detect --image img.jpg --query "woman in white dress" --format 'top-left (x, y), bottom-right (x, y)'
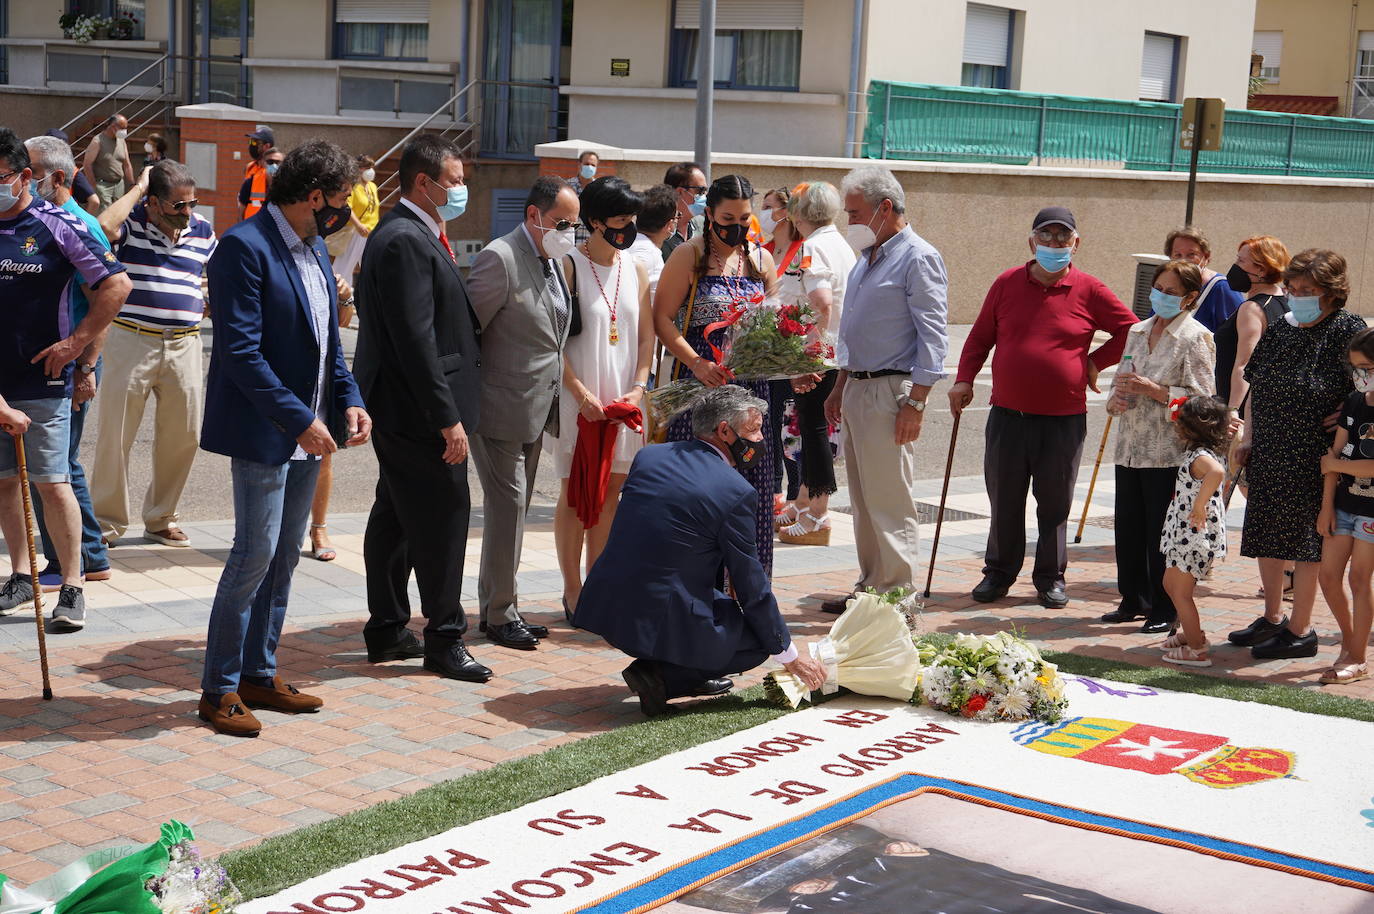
top-left (550, 177), bottom-right (654, 613)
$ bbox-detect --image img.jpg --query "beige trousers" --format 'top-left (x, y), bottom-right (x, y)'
top-left (91, 326), bottom-right (203, 540)
top-left (841, 374), bottom-right (922, 593)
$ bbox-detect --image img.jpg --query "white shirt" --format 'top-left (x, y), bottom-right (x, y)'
top-left (399, 196), bottom-right (443, 238)
top-left (627, 234), bottom-right (666, 300)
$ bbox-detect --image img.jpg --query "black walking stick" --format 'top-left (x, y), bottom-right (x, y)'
top-left (14, 435), bottom-right (53, 700)
top-left (922, 412), bottom-right (962, 600)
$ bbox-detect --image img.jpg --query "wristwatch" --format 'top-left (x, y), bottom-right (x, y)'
top-left (77, 363), bottom-right (97, 375)
top-left (897, 395), bottom-right (926, 412)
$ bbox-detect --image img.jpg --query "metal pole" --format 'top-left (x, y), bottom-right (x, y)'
top-left (1184, 131), bottom-right (1201, 226)
top-left (695, 0), bottom-right (715, 175)
top-left (1035, 96), bottom-right (1047, 164)
top-left (843, 0), bottom-right (865, 157)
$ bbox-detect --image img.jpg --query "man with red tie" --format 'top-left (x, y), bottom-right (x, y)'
top-left (353, 135), bottom-right (489, 683)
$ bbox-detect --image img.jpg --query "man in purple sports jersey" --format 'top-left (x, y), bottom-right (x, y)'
top-left (0, 127), bottom-right (130, 632)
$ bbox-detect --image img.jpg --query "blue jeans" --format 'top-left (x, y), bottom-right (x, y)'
top-left (33, 363), bottom-right (109, 574)
top-left (201, 456), bottom-right (320, 697)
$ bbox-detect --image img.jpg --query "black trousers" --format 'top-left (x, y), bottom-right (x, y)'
top-left (1113, 465), bottom-right (1177, 624)
top-left (983, 407), bottom-right (1087, 591)
top-left (363, 422), bottom-right (471, 652)
top-left (794, 369), bottom-right (839, 496)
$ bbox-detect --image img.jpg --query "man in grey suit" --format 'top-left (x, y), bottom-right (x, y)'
top-left (467, 176), bottom-right (580, 651)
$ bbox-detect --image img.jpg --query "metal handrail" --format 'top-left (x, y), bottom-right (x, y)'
top-left (60, 52), bottom-right (169, 133)
top-left (375, 121), bottom-right (477, 210)
top-left (371, 77), bottom-right (478, 167)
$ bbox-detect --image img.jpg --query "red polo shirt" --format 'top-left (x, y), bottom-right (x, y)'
top-left (956, 262), bottom-right (1138, 416)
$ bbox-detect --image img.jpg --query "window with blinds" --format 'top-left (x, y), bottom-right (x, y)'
top-left (1252, 30), bottom-right (1282, 82)
top-left (1354, 32), bottom-right (1374, 118)
top-left (670, 0), bottom-right (802, 90)
top-left (335, 0), bottom-right (430, 60)
top-left (962, 3), bottom-right (1013, 89)
top-left (1139, 32), bottom-right (1179, 103)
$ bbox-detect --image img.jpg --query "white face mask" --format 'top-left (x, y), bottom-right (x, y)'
top-left (362, 168), bottom-right (376, 183)
top-left (115, 128), bottom-right (128, 140)
top-left (539, 220), bottom-right (576, 259)
top-left (846, 209), bottom-right (882, 253)
top-left (757, 208), bottom-right (778, 237)
top-left (144, 143), bottom-right (155, 155)
top-left (1355, 368), bottom-right (1374, 393)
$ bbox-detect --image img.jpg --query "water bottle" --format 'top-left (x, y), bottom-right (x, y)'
top-left (1114, 355), bottom-right (1139, 409)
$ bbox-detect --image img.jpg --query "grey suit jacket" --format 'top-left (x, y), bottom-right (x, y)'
top-left (467, 225), bottom-right (571, 443)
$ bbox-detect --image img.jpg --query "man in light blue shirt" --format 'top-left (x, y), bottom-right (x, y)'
top-left (822, 165), bottom-right (949, 612)
top-left (23, 134), bottom-right (113, 589)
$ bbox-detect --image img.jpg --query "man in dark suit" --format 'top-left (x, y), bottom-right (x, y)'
top-left (575, 387), bottom-right (826, 715)
top-left (354, 134), bottom-right (489, 683)
top-left (199, 139), bottom-right (370, 736)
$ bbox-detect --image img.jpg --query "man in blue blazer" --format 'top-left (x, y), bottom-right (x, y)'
top-left (198, 140), bottom-right (370, 736)
top-left (574, 387), bottom-right (826, 715)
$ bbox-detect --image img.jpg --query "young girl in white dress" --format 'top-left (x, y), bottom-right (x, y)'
top-left (550, 177), bottom-right (654, 615)
top-left (1160, 396), bottom-right (1230, 667)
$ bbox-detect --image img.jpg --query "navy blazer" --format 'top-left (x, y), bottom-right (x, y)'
top-left (201, 207), bottom-right (363, 465)
top-left (574, 440), bottom-right (790, 670)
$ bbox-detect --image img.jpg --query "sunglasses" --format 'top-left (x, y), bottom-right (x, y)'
top-left (160, 199), bottom-right (199, 211)
top-left (543, 218), bottom-right (575, 232)
top-left (682, 185), bottom-right (707, 195)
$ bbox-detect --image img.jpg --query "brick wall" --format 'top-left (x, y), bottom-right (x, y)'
top-left (177, 114), bottom-right (259, 237)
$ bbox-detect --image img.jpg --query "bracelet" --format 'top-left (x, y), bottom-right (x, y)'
top-left (340, 296), bottom-right (355, 308)
top-left (632, 381), bottom-right (647, 391)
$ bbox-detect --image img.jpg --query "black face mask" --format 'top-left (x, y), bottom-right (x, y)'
top-left (314, 200), bottom-right (351, 238)
top-left (602, 222), bottom-right (637, 250)
top-left (711, 220), bottom-right (750, 249)
top-left (1226, 263), bottom-right (1253, 295)
top-left (726, 426), bottom-right (762, 470)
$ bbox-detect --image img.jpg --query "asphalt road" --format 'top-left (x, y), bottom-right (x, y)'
top-left (88, 323), bottom-right (1113, 523)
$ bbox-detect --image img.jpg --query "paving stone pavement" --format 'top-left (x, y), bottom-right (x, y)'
top-left (0, 468), bottom-right (1369, 886)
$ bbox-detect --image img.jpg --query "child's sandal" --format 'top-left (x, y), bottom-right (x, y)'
top-left (1163, 643), bottom-right (1212, 667)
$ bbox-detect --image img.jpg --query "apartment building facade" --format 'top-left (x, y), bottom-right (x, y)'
top-left (1252, 0), bottom-right (1374, 118)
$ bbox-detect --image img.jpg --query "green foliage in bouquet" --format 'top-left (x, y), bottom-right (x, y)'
top-left (913, 630), bottom-right (1068, 723)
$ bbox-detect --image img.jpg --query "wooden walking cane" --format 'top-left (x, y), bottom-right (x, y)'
top-left (922, 412), bottom-right (962, 600)
top-left (1074, 415), bottom-right (1113, 544)
top-left (13, 435), bottom-right (53, 700)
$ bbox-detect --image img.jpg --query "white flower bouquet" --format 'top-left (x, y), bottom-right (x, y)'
top-left (764, 590), bottom-right (921, 708)
top-left (913, 631), bottom-right (1068, 723)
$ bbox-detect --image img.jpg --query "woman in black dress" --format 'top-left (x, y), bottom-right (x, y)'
top-left (1235, 249), bottom-right (1366, 660)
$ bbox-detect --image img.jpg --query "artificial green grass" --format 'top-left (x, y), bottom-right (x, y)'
top-left (223, 652), bottom-right (1374, 899)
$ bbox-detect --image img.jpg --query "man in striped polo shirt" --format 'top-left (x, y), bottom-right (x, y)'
top-left (92, 160), bottom-right (217, 548)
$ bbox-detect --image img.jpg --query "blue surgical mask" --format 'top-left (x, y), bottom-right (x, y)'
top-left (430, 182), bottom-right (468, 221)
top-left (1289, 294), bottom-right (1323, 324)
top-left (688, 193), bottom-right (707, 217)
top-left (0, 174), bottom-right (20, 210)
top-left (266, 163), bottom-right (279, 177)
top-left (579, 163), bottom-right (596, 180)
top-left (1035, 245), bottom-right (1072, 272)
top-left (1150, 288), bottom-right (1184, 320)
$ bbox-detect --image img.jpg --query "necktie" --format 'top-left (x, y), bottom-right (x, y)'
top-left (439, 232), bottom-right (455, 261)
top-left (543, 259), bottom-right (569, 339)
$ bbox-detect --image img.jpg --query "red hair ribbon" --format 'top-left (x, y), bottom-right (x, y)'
top-left (1168, 396), bottom-right (1188, 422)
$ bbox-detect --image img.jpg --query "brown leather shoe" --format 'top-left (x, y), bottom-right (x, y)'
top-left (239, 677), bottom-right (324, 713)
top-left (197, 693), bottom-right (261, 737)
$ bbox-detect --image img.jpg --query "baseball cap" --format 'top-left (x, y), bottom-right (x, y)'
top-left (246, 125), bottom-right (275, 144)
top-left (1032, 205), bottom-right (1076, 233)
top-left (45, 128), bottom-right (69, 142)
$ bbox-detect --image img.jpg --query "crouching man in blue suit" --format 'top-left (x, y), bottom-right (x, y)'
top-left (574, 387), bottom-right (827, 716)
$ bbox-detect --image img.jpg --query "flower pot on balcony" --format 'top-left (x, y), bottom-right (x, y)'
top-left (94, 24), bottom-right (110, 40)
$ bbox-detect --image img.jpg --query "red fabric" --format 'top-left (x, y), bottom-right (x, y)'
top-left (568, 401), bottom-right (643, 529)
top-left (955, 262), bottom-right (1138, 416)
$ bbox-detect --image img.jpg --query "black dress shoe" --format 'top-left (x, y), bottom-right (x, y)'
top-left (366, 630), bottom-right (424, 663)
top-left (1251, 627), bottom-right (1318, 659)
top-left (1100, 607), bottom-right (1147, 624)
top-left (820, 594), bottom-right (853, 614)
top-left (563, 597), bottom-right (575, 625)
top-left (487, 620), bottom-right (539, 650)
top-left (518, 617), bottom-right (549, 639)
top-left (622, 659), bottom-right (671, 716)
top-left (1036, 584), bottom-right (1069, 608)
top-left (423, 642), bottom-right (493, 682)
top-left (1228, 614), bottom-right (1288, 646)
top-left (1138, 619), bottom-right (1173, 634)
top-left (687, 678), bottom-right (733, 697)
top-left (972, 574), bottom-right (1010, 603)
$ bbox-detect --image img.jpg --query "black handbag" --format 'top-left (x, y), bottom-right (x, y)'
top-left (563, 256), bottom-right (582, 338)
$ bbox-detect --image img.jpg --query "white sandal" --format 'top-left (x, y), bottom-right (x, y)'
top-left (778, 509), bottom-right (831, 546)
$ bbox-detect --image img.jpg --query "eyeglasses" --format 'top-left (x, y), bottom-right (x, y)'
top-left (0, 170), bottom-right (20, 183)
top-left (1033, 229), bottom-right (1075, 245)
top-left (162, 199), bottom-right (199, 211)
top-left (682, 185), bottom-right (707, 195)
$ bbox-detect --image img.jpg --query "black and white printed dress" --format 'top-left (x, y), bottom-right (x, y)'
top-left (1160, 447), bottom-right (1226, 580)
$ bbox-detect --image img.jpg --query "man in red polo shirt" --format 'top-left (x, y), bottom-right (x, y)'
top-left (949, 206), bottom-right (1136, 608)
